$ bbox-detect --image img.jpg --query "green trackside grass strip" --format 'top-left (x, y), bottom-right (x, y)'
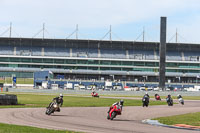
top-left (0, 123), bottom-right (78, 133)
top-left (2, 92), bottom-right (200, 100)
top-left (0, 93), bottom-right (166, 108)
top-left (153, 112), bottom-right (200, 126)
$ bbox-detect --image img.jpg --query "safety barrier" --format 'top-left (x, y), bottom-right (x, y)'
top-left (0, 94), bottom-right (18, 105)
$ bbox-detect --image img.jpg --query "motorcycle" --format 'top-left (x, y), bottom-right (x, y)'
top-left (178, 98), bottom-right (184, 105)
top-left (155, 94), bottom-right (161, 100)
top-left (91, 92), bottom-right (99, 97)
top-left (166, 97), bottom-right (173, 106)
top-left (45, 101), bottom-right (59, 115)
top-left (107, 105), bottom-right (122, 120)
top-left (142, 96), bottom-right (149, 107)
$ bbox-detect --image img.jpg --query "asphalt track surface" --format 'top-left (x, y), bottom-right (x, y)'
top-left (0, 100), bottom-right (200, 133)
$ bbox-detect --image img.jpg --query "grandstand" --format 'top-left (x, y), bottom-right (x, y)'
top-left (0, 37), bottom-right (200, 88)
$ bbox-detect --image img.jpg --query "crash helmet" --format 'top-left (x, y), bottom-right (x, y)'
top-left (120, 99), bottom-right (124, 106)
top-left (168, 94), bottom-right (171, 97)
top-left (145, 92), bottom-right (148, 95)
top-left (177, 94), bottom-right (180, 97)
top-left (59, 93), bottom-right (63, 98)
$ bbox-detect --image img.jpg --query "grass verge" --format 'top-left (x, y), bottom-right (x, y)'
top-left (153, 112), bottom-right (200, 126)
top-left (0, 93), bottom-right (166, 108)
top-left (0, 123), bottom-right (77, 133)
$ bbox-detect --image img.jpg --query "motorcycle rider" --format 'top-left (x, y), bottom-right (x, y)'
top-left (167, 94), bottom-right (172, 99)
top-left (92, 90), bottom-right (96, 95)
top-left (166, 94), bottom-right (173, 104)
top-left (155, 93), bottom-right (161, 100)
top-left (177, 94), bottom-right (182, 99)
top-left (108, 100), bottom-right (124, 113)
top-left (143, 92), bottom-right (150, 99)
top-left (47, 93), bottom-right (64, 112)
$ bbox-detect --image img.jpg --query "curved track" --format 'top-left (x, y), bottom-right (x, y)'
top-left (0, 100), bottom-right (200, 133)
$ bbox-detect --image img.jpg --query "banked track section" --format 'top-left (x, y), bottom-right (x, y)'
top-left (0, 100), bottom-right (200, 133)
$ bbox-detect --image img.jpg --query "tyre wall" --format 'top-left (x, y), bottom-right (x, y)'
top-left (0, 94), bottom-right (18, 105)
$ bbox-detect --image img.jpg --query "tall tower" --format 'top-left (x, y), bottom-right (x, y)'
top-left (159, 17), bottom-right (167, 90)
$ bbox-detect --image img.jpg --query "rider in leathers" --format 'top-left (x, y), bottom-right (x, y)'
top-left (47, 94), bottom-right (63, 112)
top-left (108, 100), bottom-right (124, 113)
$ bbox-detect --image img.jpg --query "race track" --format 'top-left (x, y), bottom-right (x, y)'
top-left (0, 100), bottom-right (200, 133)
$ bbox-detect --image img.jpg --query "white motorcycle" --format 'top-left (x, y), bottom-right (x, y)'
top-left (178, 98), bottom-right (184, 105)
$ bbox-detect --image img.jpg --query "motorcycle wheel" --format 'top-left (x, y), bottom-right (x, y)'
top-left (46, 108), bottom-right (51, 115)
top-left (107, 113), bottom-right (110, 119)
top-left (46, 107), bottom-right (54, 115)
top-left (110, 112), bottom-right (116, 120)
top-left (45, 109), bottom-right (49, 115)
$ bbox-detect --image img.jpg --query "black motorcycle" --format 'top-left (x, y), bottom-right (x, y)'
top-left (142, 96), bottom-right (149, 107)
top-left (45, 101), bottom-right (59, 115)
top-left (166, 97), bottom-right (173, 106)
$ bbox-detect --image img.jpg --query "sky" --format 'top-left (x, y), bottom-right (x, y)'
top-left (1, 0), bottom-right (200, 43)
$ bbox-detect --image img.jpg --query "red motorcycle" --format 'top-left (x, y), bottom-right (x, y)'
top-left (91, 92), bottom-right (99, 97)
top-left (155, 94), bottom-right (161, 100)
top-left (107, 105), bottom-right (122, 120)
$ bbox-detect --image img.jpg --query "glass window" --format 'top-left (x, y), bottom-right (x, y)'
top-left (100, 60), bottom-right (111, 65)
top-left (0, 64), bottom-right (8, 67)
top-left (43, 59), bottom-right (54, 63)
top-left (8, 64), bottom-right (18, 67)
top-left (65, 59), bottom-right (76, 64)
top-left (77, 60), bottom-right (88, 64)
top-left (134, 62), bottom-right (145, 66)
top-left (10, 58), bottom-right (21, 62)
top-left (100, 67), bottom-right (110, 70)
top-left (145, 62), bottom-right (156, 67)
top-left (111, 61), bottom-right (121, 65)
top-left (88, 60), bottom-right (99, 65)
top-left (54, 59), bottom-right (64, 64)
top-left (166, 63), bottom-right (177, 67)
top-left (122, 61), bottom-right (132, 66)
top-left (189, 63), bottom-right (199, 68)
top-left (122, 68), bottom-right (133, 71)
top-left (77, 66), bottom-right (87, 70)
top-left (0, 57), bottom-right (9, 62)
top-left (32, 58), bottom-right (43, 63)
top-left (21, 58), bottom-right (31, 63)
top-left (110, 67), bottom-right (121, 71)
top-left (87, 67), bottom-right (98, 70)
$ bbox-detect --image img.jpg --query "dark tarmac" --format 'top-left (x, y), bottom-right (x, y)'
top-left (0, 100), bottom-right (200, 133)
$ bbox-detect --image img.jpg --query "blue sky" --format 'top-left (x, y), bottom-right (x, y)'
top-left (1, 0), bottom-right (200, 43)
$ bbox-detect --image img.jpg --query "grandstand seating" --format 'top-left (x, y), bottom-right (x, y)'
top-left (1, 44), bottom-right (200, 62)
top-left (129, 50), bottom-right (155, 60)
top-left (100, 49), bottom-right (126, 59)
top-left (0, 45), bottom-right (13, 55)
top-left (184, 51), bottom-right (200, 61)
top-left (166, 51), bottom-right (182, 61)
top-left (44, 47), bottom-right (70, 57)
top-left (32, 47), bottom-right (42, 56)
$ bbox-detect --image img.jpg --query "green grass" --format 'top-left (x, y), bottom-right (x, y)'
top-left (0, 78), bottom-right (33, 84)
top-left (0, 93), bottom-right (166, 108)
top-left (0, 123), bottom-right (77, 133)
top-left (153, 112), bottom-right (200, 126)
